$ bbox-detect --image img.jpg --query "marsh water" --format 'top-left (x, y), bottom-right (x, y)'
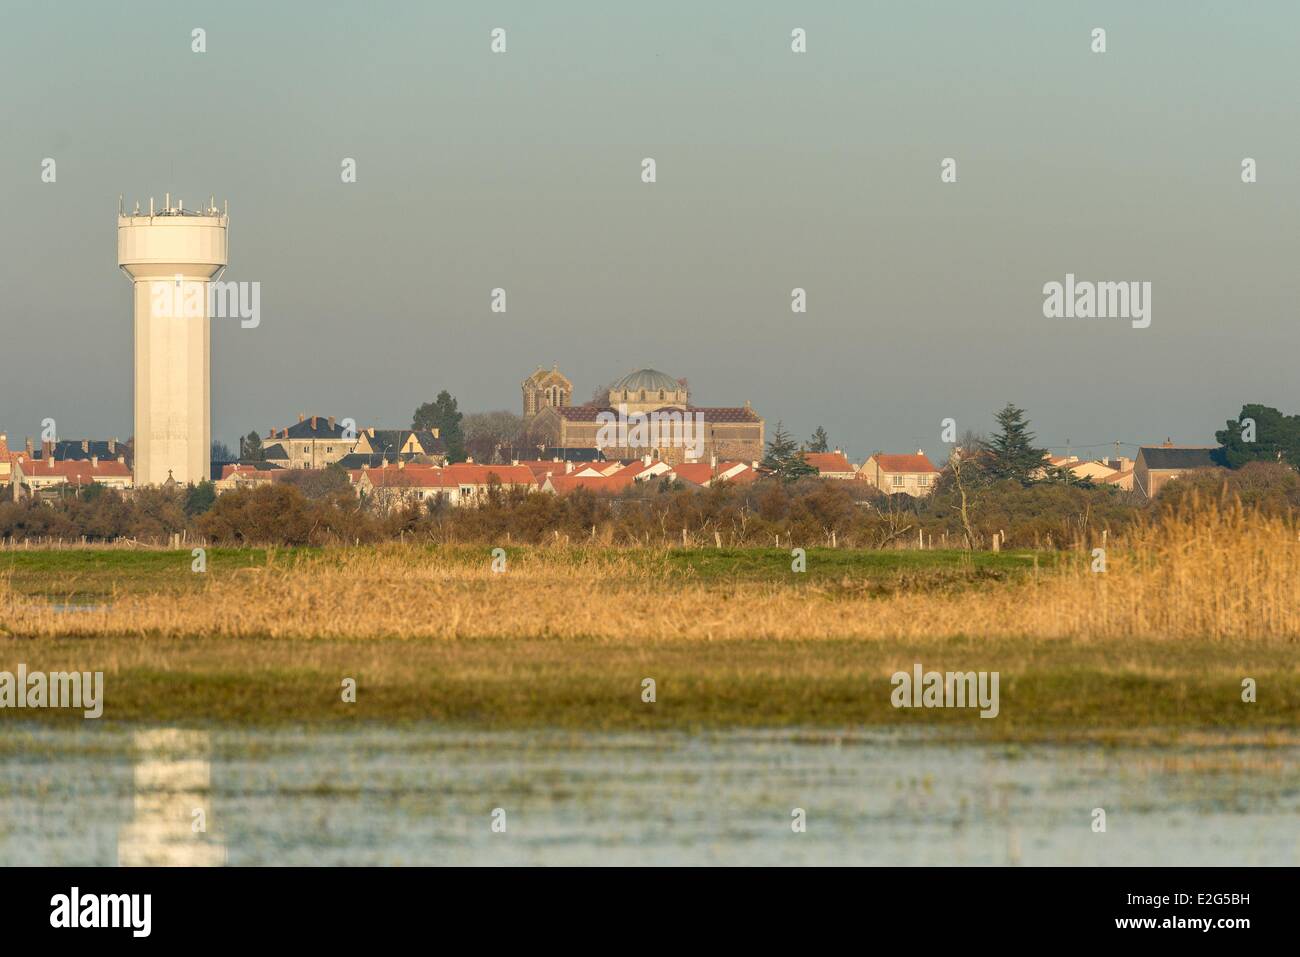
top-left (0, 725), bottom-right (1295, 866)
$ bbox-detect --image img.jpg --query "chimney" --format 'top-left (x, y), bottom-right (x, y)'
top-left (917, 449), bottom-right (924, 455)
top-left (512, 459), bottom-right (519, 466)
top-left (565, 461), bottom-right (574, 474)
top-left (398, 459), bottom-right (405, 470)
top-left (117, 455), bottom-right (124, 464)
top-left (81, 440), bottom-right (89, 453)
top-left (25, 437), bottom-right (33, 456)
top-left (1163, 437), bottom-right (1174, 448)
top-left (710, 453), bottom-right (717, 469)
top-left (109, 438), bottom-right (116, 453)
top-left (368, 427), bottom-right (375, 438)
top-left (42, 439), bottom-right (53, 459)
top-left (311, 416), bottom-right (318, 430)
top-left (328, 416), bottom-right (335, 430)
top-left (834, 447), bottom-right (842, 455)
top-left (643, 453), bottom-right (650, 466)
top-left (298, 413), bottom-right (305, 423)
top-left (91, 455), bottom-right (98, 468)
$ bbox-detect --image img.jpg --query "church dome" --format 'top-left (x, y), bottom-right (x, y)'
top-left (612, 369), bottom-right (680, 393)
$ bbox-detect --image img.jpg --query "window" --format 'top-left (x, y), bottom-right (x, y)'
top-left (918, 475), bottom-right (930, 487)
top-left (891, 475), bottom-right (904, 487)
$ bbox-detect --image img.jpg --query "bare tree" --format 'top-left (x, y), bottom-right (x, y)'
top-left (947, 447), bottom-right (981, 549)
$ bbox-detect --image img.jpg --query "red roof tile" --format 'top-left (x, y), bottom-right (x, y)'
top-left (545, 472), bottom-right (637, 495)
top-left (804, 452), bottom-right (854, 474)
top-left (19, 458), bottom-right (131, 480)
top-left (869, 453), bottom-right (938, 474)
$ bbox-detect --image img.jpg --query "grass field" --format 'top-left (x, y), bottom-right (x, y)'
top-left (1, 504), bottom-right (1297, 739)
top-left (0, 544), bottom-right (1047, 598)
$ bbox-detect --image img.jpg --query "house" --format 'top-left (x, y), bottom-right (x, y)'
top-left (667, 460), bottom-right (758, 488)
top-left (0, 434), bottom-right (10, 487)
top-left (542, 471), bottom-right (639, 495)
top-left (1040, 455), bottom-right (1123, 485)
top-left (857, 451), bottom-right (940, 497)
top-left (352, 464), bottom-right (447, 510)
top-left (1134, 443), bottom-right (1223, 499)
top-left (614, 458), bottom-right (674, 482)
top-left (17, 437), bottom-right (132, 467)
top-left (11, 455), bottom-right (133, 499)
top-left (262, 415), bottom-right (351, 469)
top-left (261, 442), bottom-right (291, 468)
top-left (357, 463), bottom-right (537, 508)
top-left (351, 427), bottom-right (445, 464)
top-left (214, 462), bottom-right (283, 492)
top-left (804, 450), bottom-right (856, 480)
top-left (1101, 468), bottom-right (1135, 492)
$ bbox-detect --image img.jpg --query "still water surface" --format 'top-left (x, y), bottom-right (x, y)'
top-left (0, 725), bottom-right (1294, 865)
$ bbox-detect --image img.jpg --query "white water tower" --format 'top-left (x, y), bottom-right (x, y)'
top-left (118, 195), bottom-right (228, 486)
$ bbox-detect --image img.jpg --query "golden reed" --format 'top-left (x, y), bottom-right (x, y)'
top-left (5, 498), bottom-right (1298, 644)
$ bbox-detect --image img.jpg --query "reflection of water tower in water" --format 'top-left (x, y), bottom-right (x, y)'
top-left (117, 728), bottom-right (226, 866)
top-left (117, 196), bottom-right (228, 486)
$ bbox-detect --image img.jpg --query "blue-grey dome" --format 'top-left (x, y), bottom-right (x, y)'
top-left (612, 369), bottom-right (680, 393)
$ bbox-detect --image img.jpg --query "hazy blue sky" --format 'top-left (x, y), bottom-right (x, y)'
top-left (2, 1), bottom-right (1296, 461)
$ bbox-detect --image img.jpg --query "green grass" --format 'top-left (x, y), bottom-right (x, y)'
top-left (1, 634), bottom-right (1293, 743)
top-left (0, 547), bottom-right (314, 600)
top-left (0, 544), bottom-right (1055, 601)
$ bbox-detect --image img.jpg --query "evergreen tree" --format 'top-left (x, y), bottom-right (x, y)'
top-left (762, 421), bottom-right (816, 482)
top-left (413, 390), bottom-right (467, 462)
top-left (806, 426), bottom-right (830, 453)
top-left (1215, 404), bottom-right (1300, 468)
top-left (240, 431), bottom-right (264, 461)
top-left (984, 403), bottom-right (1046, 485)
top-left (184, 481), bottom-right (217, 517)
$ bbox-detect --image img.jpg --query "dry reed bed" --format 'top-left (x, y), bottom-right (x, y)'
top-left (4, 503), bottom-right (1298, 644)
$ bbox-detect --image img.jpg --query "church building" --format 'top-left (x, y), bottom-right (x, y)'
top-left (522, 365), bottom-right (573, 419)
top-left (524, 368), bottom-right (764, 466)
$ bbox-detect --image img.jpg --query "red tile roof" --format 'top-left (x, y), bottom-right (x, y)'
top-left (353, 464), bottom-right (538, 489)
top-left (19, 458), bottom-right (131, 480)
top-left (804, 452), bottom-right (854, 474)
top-left (869, 453), bottom-right (939, 474)
top-left (545, 472), bottom-right (637, 495)
top-left (440, 464), bottom-right (537, 486)
top-left (716, 462), bottom-right (758, 485)
top-left (668, 462), bottom-right (715, 485)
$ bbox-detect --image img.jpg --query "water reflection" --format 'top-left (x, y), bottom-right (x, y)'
top-left (117, 728), bottom-right (226, 866)
top-left (0, 726), bottom-right (1293, 865)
